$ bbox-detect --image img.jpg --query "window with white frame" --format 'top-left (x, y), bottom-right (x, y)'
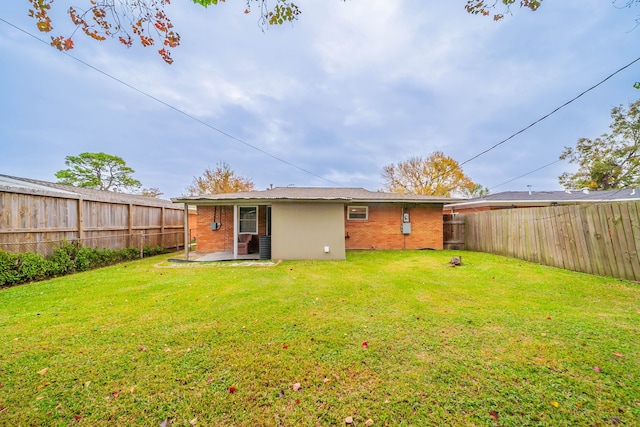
top-left (347, 206), bottom-right (368, 220)
top-left (239, 206), bottom-right (258, 233)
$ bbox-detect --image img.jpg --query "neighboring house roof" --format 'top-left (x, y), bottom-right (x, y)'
top-left (0, 174), bottom-right (179, 208)
top-left (444, 189), bottom-right (640, 211)
top-left (172, 187), bottom-right (459, 205)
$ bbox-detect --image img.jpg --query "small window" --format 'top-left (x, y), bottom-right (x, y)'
top-left (239, 206), bottom-right (258, 233)
top-left (348, 206), bottom-right (368, 220)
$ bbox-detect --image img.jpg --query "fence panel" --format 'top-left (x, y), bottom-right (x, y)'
top-left (0, 189), bottom-right (186, 258)
top-left (465, 201), bottom-right (640, 281)
top-left (443, 214), bottom-right (465, 250)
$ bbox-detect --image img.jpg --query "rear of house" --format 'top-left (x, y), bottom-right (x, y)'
top-left (173, 187), bottom-right (455, 260)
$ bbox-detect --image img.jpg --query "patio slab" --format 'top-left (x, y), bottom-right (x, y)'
top-left (184, 251), bottom-right (262, 262)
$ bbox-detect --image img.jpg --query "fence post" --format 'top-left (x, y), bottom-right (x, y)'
top-left (139, 232), bottom-right (144, 259)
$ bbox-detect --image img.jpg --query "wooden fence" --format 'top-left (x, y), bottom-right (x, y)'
top-left (443, 214), bottom-right (465, 250)
top-left (0, 188), bottom-right (186, 257)
top-left (464, 201), bottom-right (640, 281)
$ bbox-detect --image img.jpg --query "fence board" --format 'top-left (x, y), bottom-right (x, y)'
top-left (626, 202), bottom-right (640, 278)
top-left (611, 203), bottom-right (637, 280)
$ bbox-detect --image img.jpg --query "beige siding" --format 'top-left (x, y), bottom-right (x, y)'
top-left (272, 203), bottom-right (345, 260)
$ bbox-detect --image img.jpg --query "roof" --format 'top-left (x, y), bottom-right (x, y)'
top-left (172, 187), bottom-right (459, 204)
top-left (444, 189), bottom-right (640, 210)
top-left (0, 174), bottom-right (181, 208)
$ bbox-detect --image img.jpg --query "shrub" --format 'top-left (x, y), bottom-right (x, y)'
top-left (0, 251), bottom-right (20, 287)
top-left (0, 241), bottom-right (169, 288)
top-left (50, 242), bottom-right (77, 275)
top-left (16, 252), bottom-right (51, 283)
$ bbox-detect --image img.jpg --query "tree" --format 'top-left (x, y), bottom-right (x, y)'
top-left (55, 152), bottom-right (142, 192)
top-left (185, 162), bottom-right (254, 195)
top-left (465, 0), bottom-right (638, 22)
top-left (558, 100), bottom-right (640, 190)
top-left (26, 0), bottom-right (638, 63)
top-left (381, 151), bottom-right (480, 197)
top-left (139, 187), bottom-right (163, 197)
top-left (27, 0), bottom-right (301, 64)
top-left (460, 183), bottom-right (490, 199)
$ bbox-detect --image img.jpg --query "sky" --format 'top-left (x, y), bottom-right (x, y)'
top-left (1, 0), bottom-right (639, 199)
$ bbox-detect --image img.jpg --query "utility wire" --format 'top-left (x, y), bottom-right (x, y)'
top-left (489, 159), bottom-right (562, 190)
top-left (460, 55), bottom-right (640, 167)
top-left (0, 17), bottom-right (342, 187)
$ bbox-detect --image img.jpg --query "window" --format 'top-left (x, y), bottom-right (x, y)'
top-left (347, 206), bottom-right (368, 220)
top-left (239, 206), bottom-right (258, 233)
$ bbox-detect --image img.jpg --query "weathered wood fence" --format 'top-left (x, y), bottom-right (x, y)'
top-left (443, 214), bottom-right (465, 250)
top-left (464, 201), bottom-right (640, 281)
top-left (0, 187), bottom-right (186, 257)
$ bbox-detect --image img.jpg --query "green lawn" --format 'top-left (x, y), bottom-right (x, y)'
top-left (0, 250), bottom-right (638, 426)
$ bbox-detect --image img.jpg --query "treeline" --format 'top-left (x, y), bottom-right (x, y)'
top-left (0, 241), bottom-right (167, 287)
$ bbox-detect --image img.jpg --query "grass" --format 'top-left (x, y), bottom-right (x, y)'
top-left (0, 250), bottom-right (639, 426)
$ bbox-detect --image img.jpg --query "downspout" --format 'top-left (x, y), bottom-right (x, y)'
top-left (233, 204), bottom-right (238, 260)
top-left (183, 203), bottom-right (189, 261)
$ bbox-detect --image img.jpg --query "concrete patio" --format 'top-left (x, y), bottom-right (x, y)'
top-left (177, 251), bottom-right (262, 262)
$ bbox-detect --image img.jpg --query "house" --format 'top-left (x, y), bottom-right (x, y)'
top-left (443, 189), bottom-right (640, 214)
top-left (172, 187), bottom-right (457, 260)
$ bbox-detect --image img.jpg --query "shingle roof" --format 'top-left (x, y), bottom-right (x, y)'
top-left (444, 189), bottom-right (639, 209)
top-left (172, 187), bottom-right (458, 204)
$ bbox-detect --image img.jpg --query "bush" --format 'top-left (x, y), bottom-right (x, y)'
top-left (0, 241), bottom-right (170, 288)
top-left (16, 252), bottom-right (51, 283)
top-left (0, 251), bottom-right (20, 287)
top-left (50, 242), bottom-right (77, 275)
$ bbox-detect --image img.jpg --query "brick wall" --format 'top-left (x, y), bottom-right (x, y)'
top-left (195, 205), bottom-right (267, 253)
top-left (196, 206), bottom-right (234, 252)
top-left (345, 204), bottom-right (443, 250)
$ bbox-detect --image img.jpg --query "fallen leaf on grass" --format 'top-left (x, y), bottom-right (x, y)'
top-left (550, 401), bottom-right (560, 408)
top-left (365, 419), bottom-right (374, 426)
top-left (282, 345), bottom-right (288, 349)
top-left (73, 415), bottom-right (82, 422)
top-left (362, 342), bottom-right (368, 349)
top-left (594, 366), bottom-right (602, 373)
top-left (489, 410), bottom-right (499, 421)
top-left (345, 416), bottom-right (354, 424)
top-left (293, 383), bottom-right (301, 391)
top-left (37, 368), bottom-right (49, 375)
top-left (613, 352), bottom-right (623, 357)
top-left (159, 419), bottom-right (169, 427)
top-left (0, 407), bottom-right (8, 414)
top-left (323, 377), bottom-right (330, 383)
top-left (229, 387), bottom-right (237, 394)
top-left (332, 373), bottom-right (340, 380)
top-left (189, 417), bottom-right (197, 425)
top-left (139, 346), bottom-right (148, 351)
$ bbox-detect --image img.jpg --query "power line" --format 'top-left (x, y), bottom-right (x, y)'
top-left (0, 16), bottom-right (342, 187)
top-left (490, 159), bottom-right (562, 190)
top-left (460, 55), bottom-right (640, 167)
